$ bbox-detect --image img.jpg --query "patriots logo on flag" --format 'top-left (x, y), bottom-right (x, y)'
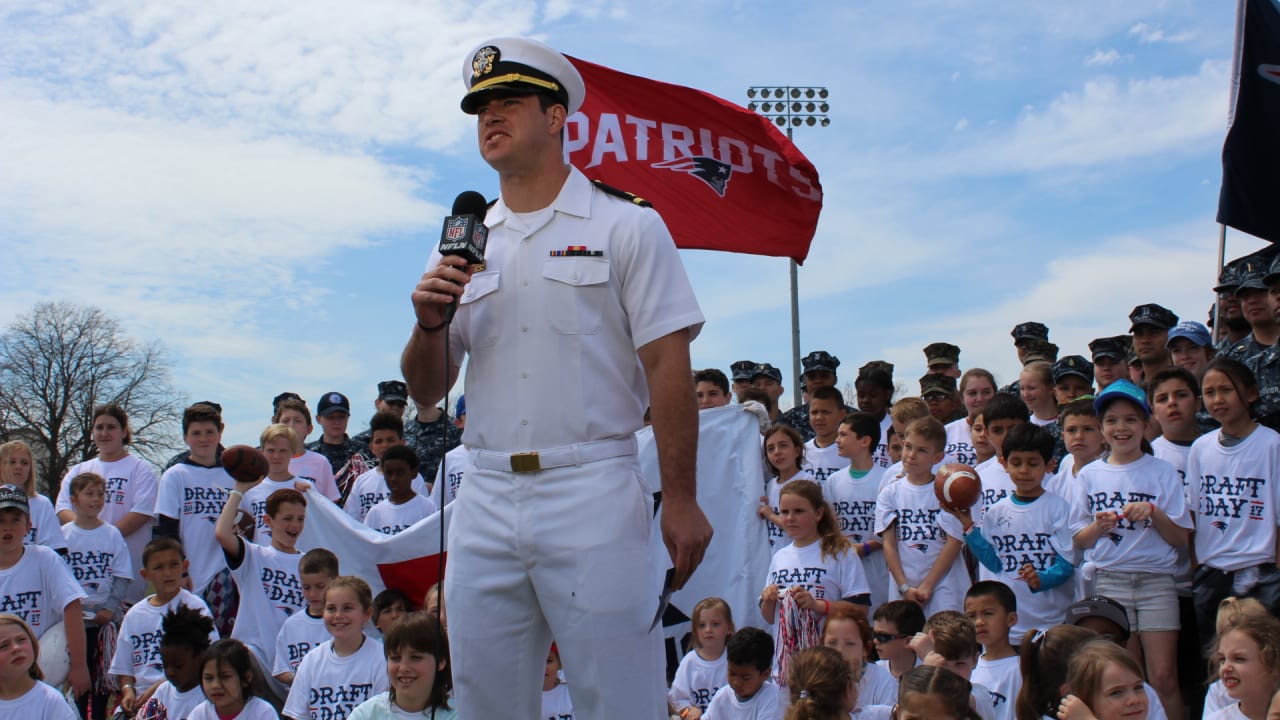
top-left (651, 157), bottom-right (732, 196)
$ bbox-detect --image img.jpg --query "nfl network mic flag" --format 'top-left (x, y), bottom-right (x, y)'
top-left (566, 56), bottom-right (823, 263)
top-left (1218, 0), bottom-right (1280, 243)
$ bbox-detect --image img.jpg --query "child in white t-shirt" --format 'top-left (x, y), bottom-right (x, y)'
top-left (274, 398), bottom-right (341, 502)
top-left (61, 472), bottom-right (132, 719)
top-left (670, 597), bottom-right (733, 718)
top-left (758, 424), bottom-right (813, 552)
top-left (1069, 380), bottom-right (1191, 720)
top-left (802, 387), bottom-right (847, 485)
top-left (245, 425), bottom-right (314, 547)
top-left (283, 576), bottom-right (389, 720)
top-left (542, 643), bottom-right (575, 720)
top-left (0, 615), bottom-right (77, 720)
top-left (134, 604), bottom-right (215, 720)
top-left (821, 606), bottom-right (897, 707)
top-left (110, 537), bottom-right (218, 713)
top-left (273, 548), bottom-right (339, 686)
top-left (347, 612), bottom-right (457, 719)
top-left (342, 413), bottom-right (430, 523)
top-left (875, 418), bottom-right (968, 616)
top-left (0, 440), bottom-right (67, 554)
top-left (950, 424), bottom-right (1074, 644)
top-left (188, 638), bottom-right (278, 720)
top-left (363, 446), bottom-right (437, 536)
top-left (964, 582), bottom-right (1021, 720)
top-left (0, 484), bottom-right (89, 696)
top-left (703, 627), bottom-right (779, 720)
top-left (216, 475), bottom-right (308, 706)
top-left (826, 411), bottom-right (890, 615)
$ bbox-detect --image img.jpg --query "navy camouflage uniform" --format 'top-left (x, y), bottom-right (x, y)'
top-left (305, 435), bottom-right (373, 506)
top-left (403, 412), bottom-right (464, 485)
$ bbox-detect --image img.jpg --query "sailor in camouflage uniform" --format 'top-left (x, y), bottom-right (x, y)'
top-left (777, 351), bottom-right (851, 441)
top-left (1213, 261), bottom-right (1250, 353)
top-left (1225, 257), bottom-right (1277, 366)
top-left (305, 391), bottom-right (373, 505)
top-left (1000, 322), bottom-right (1050, 397)
top-left (1249, 255), bottom-right (1280, 433)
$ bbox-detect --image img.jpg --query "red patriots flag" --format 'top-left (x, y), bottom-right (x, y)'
top-left (565, 57), bottom-right (823, 264)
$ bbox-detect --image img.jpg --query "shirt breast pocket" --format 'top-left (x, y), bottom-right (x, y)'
top-left (459, 270), bottom-right (501, 348)
top-left (542, 259), bottom-right (611, 334)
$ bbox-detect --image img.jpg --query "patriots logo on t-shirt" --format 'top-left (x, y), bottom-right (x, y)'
top-left (1104, 532), bottom-right (1124, 545)
top-left (989, 690), bottom-right (1007, 707)
top-left (910, 543), bottom-right (929, 554)
top-left (1212, 520), bottom-right (1230, 533)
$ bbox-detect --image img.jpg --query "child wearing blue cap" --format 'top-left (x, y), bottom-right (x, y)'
top-left (1166, 321), bottom-right (1214, 381)
top-left (1068, 379), bottom-right (1191, 720)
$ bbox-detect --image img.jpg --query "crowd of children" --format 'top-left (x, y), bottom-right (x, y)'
top-left (12, 293), bottom-right (1280, 718)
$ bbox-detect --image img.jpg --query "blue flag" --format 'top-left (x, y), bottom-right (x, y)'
top-left (1219, 0), bottom-right (1280, 242)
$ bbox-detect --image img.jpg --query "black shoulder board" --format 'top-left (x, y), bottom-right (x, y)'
top-left (591, 179), bottom-right (653, 208)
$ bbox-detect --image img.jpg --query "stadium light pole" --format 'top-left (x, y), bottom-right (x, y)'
top-left (746, 86), bottom-right (830, 409)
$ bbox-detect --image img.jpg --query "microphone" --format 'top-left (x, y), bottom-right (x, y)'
top-left (438, 191), bottom-right (489, 323)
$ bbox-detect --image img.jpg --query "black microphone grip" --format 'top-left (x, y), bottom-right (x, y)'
top-left (438, 191), bottom-right (489, 324)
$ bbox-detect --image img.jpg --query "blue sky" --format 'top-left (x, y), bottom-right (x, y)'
top-left (0, 0), bottom-right (1265, 446)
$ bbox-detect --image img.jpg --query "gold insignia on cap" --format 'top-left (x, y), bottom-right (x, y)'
top-left (472, 46), bottom-right (499, 81)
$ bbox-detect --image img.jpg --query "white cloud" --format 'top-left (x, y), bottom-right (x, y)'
top-left (922, 60), bottom-right (1229, 177)
top-left (1085, 48), bottom-right (1123, 67)
top-left (1129, 22), bottom-right (1195, 44)
top-left (954, 117), bottom-right (970, 131)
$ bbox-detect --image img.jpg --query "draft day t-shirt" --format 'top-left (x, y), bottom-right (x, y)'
top-left (803, 438), bottom-right (844, 485)
top-left (60, 521), bottom-right (132, 609)
top-left (0, 679), bottom-right (77, 720)
top-left (228, 540), bottom-right (305, 671)
top-left (825, 464), bottom-right (890, 612)
top-left (1068, 454), bottom-right (1192, 573)
top-left (945, 417), bottom-right (978, 466)
top-left (290, 450), bottom-right (341, 502)
top-left (284, 637), bottom-right (389, 720)
top-left (669, 650), bottom-right (727, 711)
top-left (764, 469), bottom-right (815, 552)
top-left (0, 544), bottom-right (86, 639)
top-left (704, 680), bottom-right (779, 719)
top-left (364, 494), bottom-right (438, 535)
top-left (432, 444), bottom-right (470, 507)
top-left (58, 454), bottom-right (158, 601)
top-left (976, 493), bottom-right (1074, 644)
top-left (273, 608), bottom-right (328, 677)
top-left (342, 468), bottom-right (429, 522)
top-left (765, 539), bottom-right (869, 606)
top-left (108, 589), bottom-right (217, 688)
top-left (155, 462), bottom-right (237, 594)
top-left (972, 654), bottom-right (1021, 720)
top-left (1187, 425), bottom-right (1280, 571)
top-left (26, 494), bottom-right (67, 552)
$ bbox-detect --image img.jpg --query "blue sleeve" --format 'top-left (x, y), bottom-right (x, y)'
top-left (1035, 553), bottom-right (1075, 591)
top-left (962, 527), bottom-right (1003, 573)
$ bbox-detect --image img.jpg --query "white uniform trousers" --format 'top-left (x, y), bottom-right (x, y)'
top-left (445, 452), bottom-right (664, 718)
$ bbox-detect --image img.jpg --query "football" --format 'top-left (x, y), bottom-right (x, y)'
top-left (934, 463), bottom-right (982, 512)
top-left (221, 444), bottom-right (268, 484)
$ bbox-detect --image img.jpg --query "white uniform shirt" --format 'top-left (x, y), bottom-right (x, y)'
top-left (977, 493), bottom-right (1075, 644)
top-left (972, 654), bottom-right (1021, 720)
top-left (802, 439), bottom-right (844, 485)
top-left (0, 680), bottom-right (77, 720)
top-left (765, 539), bottom-right (869, 604)
top-left (363, 494), bottom-right (437, 535)
top-left (188, 697), bottom-right (278, 720)
top-left (273, 608), bottom-right (328, 677)
top-left (283, 637), bottom-right (389, 720)
top-left (669, 649), bottom-right (726, 711)
top-left (439, 166), bottom-right (704, 453)
top-left (290, 450), bottom-right (341, 502)
top-left (26, 494), bottom-right (67, 551)
top-left (154, 462), bottom-right (236, 594)
top-left (1068, 454), bottom-right (1192, 573)
top-left (1188, 426), bottom-right (1280, 571)
top-left (242, 476), bottom-right (312, 547)
top-left (60, 521), bottom-right (132, 609)
top-left (343, 469), bottom-right (429, 523)
top-left (703, 680), bottom-right (779, 719)
top-left (945, 417), bottom-right (978, 466)
top-left (228, 540), bottom-right (305, 672)
top-left (108, 589), bottom-right (217, 687)
top-left (0, 544), bottom-right (85, 639)
top-left (825, 464), bottom-right (891, 613)
top-left (874, 478), bottom-right (969, 615)
top-left (432, 444), bottom-right (470, 507)
top-left (58, 454), bottom-right (157, 600)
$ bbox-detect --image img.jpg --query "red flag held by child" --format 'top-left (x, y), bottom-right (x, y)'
top-left (566, 57), bottom-right (823, 264)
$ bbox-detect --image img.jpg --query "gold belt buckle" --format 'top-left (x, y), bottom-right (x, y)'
top-left (510, 451), bottom-right (541, 473)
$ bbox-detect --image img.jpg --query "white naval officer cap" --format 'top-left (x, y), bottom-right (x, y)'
top-left (460, 37), bottom-right (585, 116)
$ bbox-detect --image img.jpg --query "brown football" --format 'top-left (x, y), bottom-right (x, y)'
top-left (934, 463), bottom-right (982, 511)
top-left (221, 444), bottom-right (268, 484)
